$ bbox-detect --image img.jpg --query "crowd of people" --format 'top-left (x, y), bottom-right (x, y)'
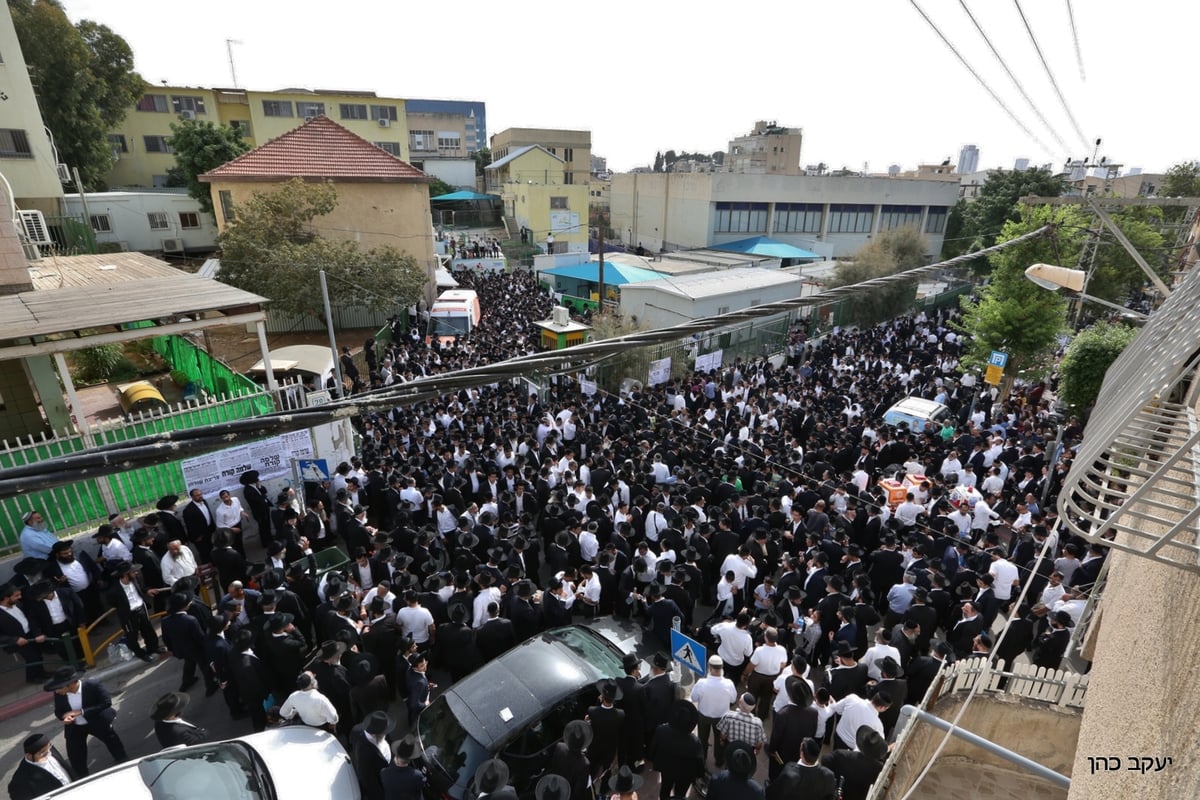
top-left (2, 265), bottom-right (1104, 800)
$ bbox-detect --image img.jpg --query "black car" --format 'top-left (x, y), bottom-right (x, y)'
top-left (416, 622), bottom-right (648, 798)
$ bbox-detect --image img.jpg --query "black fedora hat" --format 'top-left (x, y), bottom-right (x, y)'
top-left (785, 675), bottom-right (814, 707)
top-left (319, 640), bottom-right (347, 659)
top-left (150, 691), bottom-right (190, 720)
top-left (562, 718), bottom-right (593, 751)
top-left (833, 640), bottom-right (855, 658)
top-left (596, 678), bottom-right (623, 702)
top-left (875, 655), bottom-right (904, 677)
top-left (457, 531), bottom-right (481, 550)
top-left (42, 666), bottom-right (83, 692)
top-left (355, 710), bottom-right (396, 738)
top-left (668, 698), bottom-right (699, 732)
top-left (607, 765), bottom-right (644, 794)
top-left (534, 773), bottom-right (571, 800)
top-left (238, 470), bottom-right (260, 485)
top-left (155, 495), bottom-right (179, 510)
top-left (473, 758), bottom-right (510, 794)
top-left (267, 612), bottom-right (294, 633)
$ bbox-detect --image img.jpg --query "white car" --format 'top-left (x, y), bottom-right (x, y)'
top-left (40, 727), bottom-right (360, 800)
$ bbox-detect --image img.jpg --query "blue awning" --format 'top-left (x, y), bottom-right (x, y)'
top-left (431, 191), bottom-right (499, 202)
top-left (541, 262), bottom-right (668, 286)
top-left (713, 236), bottom-right (823, 259)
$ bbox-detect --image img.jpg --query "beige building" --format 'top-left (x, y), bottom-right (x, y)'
top-left (490, 128), bottom-right (591, 186)
top-left (724, 120), bottom-right (803, 176)
top-left (484, 146), bottom-right (588, 253)
top-left (0, 2), bottom-right (65, 217)
top-left (200, 116), bottom-right (437, 299)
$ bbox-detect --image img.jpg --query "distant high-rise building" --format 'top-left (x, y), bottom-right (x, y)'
top-left (1013, 158), bottom-right (1031, 172)
top-left (957, 144), bottom-right (979, 174)
top-left (724, 120), bottom-right (803, 175)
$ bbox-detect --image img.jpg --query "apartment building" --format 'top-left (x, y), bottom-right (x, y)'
top-left (724, 120), bottom-right (804, 176)
top-left (490, 128), bottom-right (591, 186)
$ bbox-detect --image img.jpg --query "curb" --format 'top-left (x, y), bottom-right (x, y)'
top-left (0, 656), bottom-right (159, 723)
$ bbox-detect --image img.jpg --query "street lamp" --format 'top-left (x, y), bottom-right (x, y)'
top-left (1024, 263), bottom-right (1148, 321)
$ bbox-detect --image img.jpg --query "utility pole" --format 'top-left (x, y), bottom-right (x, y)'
top-left (226, 39), bottom-right (242, 88)
top-left (597, 228), bottom-right (605, 316)
top-left (320, 270), bottom-right (344, 397)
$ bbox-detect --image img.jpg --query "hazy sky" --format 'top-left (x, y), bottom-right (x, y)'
top-left (59, 0), bottom-right (1199, 174)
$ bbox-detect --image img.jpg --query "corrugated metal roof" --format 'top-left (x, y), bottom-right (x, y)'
top-left (620, 267), bottom-right (804, 300)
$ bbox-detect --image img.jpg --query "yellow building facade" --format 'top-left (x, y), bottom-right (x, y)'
top-left (485, 146), bottom-right (588, 252)
top-left (490, 128), bottom-right (591, 186)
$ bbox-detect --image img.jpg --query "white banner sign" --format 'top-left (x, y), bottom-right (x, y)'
top-left (181, 429), bottom-right (315, 500)
top-left (695, 349), bottom-right (724, 373)
top-left (648, 357), bottom-right (672, 387)
top-left (549, 211), bottom-right (580, 234)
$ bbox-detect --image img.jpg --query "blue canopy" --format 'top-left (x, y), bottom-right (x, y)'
top-left (541, 261), bottom-right (667, 286)
top-left (430, 190), bottom-right (499, 202)
top-left (714, 236), bottom-right (823, 260)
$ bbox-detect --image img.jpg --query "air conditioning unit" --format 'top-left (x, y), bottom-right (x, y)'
top-left (19, 210), bottom-right (51, 245)
top-left (304, 115), bottom-right (317, 123)
top-left (378, 118), bottom-right (391, 128)
top-left (552, 306), bottom-right (570, 326)
top-left (180, 110), bottom-right (196, 120)
top-left (161, 238), bottom-right (185, 253)
top-left (56, 164), bottom-right (71, 183)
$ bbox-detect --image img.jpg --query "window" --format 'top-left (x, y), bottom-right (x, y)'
top-left (108, 134), bottom-right (128, 153)
top-left (340, 103), bottom-right (367, 120)
top-left (879, 204), bottom-right (923, 231)
top-left (170, 95), bottom-right (206, 114)
top-left (714, 202), bottom-right (769, 234)
top-left (826, 203), bottom-right (874, 234)
top-left (374, 141), bottom-right (401, 156)
top-left (410, 130), bottom-right (435, 151)
top-left (90, 214), bottom-right (112, 233)
top-left (370, 105), bottom-right (398, 122)
top-left (137, 93), bottom-right (169, 112)
top-left (179, 212), bottom-right (201, 229)
top-left (437, 132), bottom-right (461, 152)
top-left (0, 129), bottom-right (32, 158)
top-left (564, 172), bottom-right (574, 185)
top-left (261, 100), bottom-right (293, 117)
top-left (925, 206), bottom-right (948, 234)
top-left (550, 196), bottom-right (569, 210)
top-left (219, 190), bottom-right (235, 223)
top-left (147, 212), bottom-right (170, 230)
top-left (152, 175), bottom-right (169, 188)
top-left (775, 203), bottom-right (822, 234)
top-left (229, 120), bottom-right (252, 137)
top-left (143, 135), bottom-right (174, 154)
top-left (296, 101), bottom-right (325, 118)
top-left (564, 148), bottom-right (574, 162)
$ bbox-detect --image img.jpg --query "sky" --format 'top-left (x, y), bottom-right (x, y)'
top-left (59, 0), bottom-right (1200, 175)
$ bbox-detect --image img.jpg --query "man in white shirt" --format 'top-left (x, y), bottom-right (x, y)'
top-left (395, 591), bottom-right (435, 646)
top-left (472, 576), bottom-right (501, 630)
top-left (214, 489), bottom-right (249, 551)
top-left (160, 540), bottom-right (197, 587)
top-left (690, 656), bottom-right (737, 767)
top-left (772, 654), bottom-right (815, 714)
top-left (746, 628), bottom-right (789, 720)
top-left (712, 613), bottom-right (755, 686)
top-left (862, 628), bottom-right (901, 682)
top-left (279, 671), bottom-right (339, 730)
top-left (719, 546), bottom-right (758, 593)
top-left (829, 692), bottom-right (890, 750)
top-left (988, 549), bottom-right (1020, 608)
top-left (1039, 571), bottom-right (1067, 609)
top-left (894, 494), bottom-right (924, 530)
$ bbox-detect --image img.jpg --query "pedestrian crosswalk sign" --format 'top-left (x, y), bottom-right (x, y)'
top-left (670, 629), bottom-right (706, 676)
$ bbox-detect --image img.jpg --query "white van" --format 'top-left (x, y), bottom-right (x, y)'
top-left (883, 396), bottom-right (953, 433)
top-left (426, 289), bottom-right (482, 343)
top-left (247, 345), bottom-right (337, 407)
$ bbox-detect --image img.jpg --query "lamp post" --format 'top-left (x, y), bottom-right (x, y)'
top-left (1023, 263), bottom-right (1148, 323)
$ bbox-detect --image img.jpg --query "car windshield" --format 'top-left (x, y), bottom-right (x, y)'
top-left (135, 742), bottom-right (270, 800)
top-left (429, 316), bottom-right (470, 336)
top-left (420, 695), bottom-right (488, 782)
top-left (544, 626), bottom-right (626, 676)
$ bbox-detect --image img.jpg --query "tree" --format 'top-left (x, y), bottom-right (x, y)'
top-left (427, 177), bottom-right (455, 198)
top-left (217, 179), bottom-right (427, 318)
top-left (1083, 206), bottom-right (1164, 302)
top-left (9, 0), bottom-right (144, 188)
top-left (1160, 161), bottom-right (1200, 222)
top-left (830, 227), bottom-right (928, 326)
top-left (1057, 321), bottom-right (1137, 415)
top-left (653, 151), bottom-right (664, 173)
top-left (957, 205), bottom-right (1068, 394)
top-left (167, 119), bottom-right (250, 213)
top-left (473, 147), bottom-right (492, 176)
top-left (950, 168), bottom-right (1065, 266)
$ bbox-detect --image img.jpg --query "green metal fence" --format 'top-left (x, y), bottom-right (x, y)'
top-left (149, 334), bottom-right (270, 401)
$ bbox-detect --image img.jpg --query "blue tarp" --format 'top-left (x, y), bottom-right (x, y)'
top-left (713, 236), bottom-right (823, 259)
top-left (431, 191), bottom-right (499, 202)
top-left (541, 262), bottom-right (668, 286)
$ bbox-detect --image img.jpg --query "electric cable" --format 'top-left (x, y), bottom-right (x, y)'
top-left (1012, 0), bottom-right (1090, 150)
top-left (1065, 0), bottom-right (1086, 81)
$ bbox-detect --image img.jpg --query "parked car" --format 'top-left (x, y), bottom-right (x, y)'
top-left (416, 622), bottom-right (652, 799)
top-left (39, 726), bottom-right (359, 800)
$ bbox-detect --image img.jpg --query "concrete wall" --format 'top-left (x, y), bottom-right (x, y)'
top-left (503, 184), bottom-right (589, 252)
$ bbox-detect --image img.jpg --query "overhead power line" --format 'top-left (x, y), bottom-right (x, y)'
top-left (956, 0), bottom-right (1072, 157)
top-left (1012, 0), bottom-right (1090, 150)
top-left (1065, 0), bottom-right (1086, 81)
top-left (906, 0), bottom-right (1055, 157)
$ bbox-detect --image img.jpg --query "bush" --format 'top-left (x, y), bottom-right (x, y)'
top-left (1058, 321), bottom-right (1137, 413)
top-left (109, 357), bottom-right (138, 382)
top-left (74, 344), bottom-right (124, 382)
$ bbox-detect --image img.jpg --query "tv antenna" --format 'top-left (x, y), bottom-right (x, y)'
top-left (226, 39), bottom-right (243, 88)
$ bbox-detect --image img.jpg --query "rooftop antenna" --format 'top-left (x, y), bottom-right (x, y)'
top-left (226, 39), bottom-right (243, 88)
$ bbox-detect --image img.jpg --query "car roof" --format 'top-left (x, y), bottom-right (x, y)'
top-left (442, 626), bottom-right (622, 748)
top-left (889, 396), bottom-right (947, 415)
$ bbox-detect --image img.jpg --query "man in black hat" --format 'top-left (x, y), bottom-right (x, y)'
top-left (607, 765), bottom-right (644, 800)
top-left (1031, 609), bottom-right (1074, 670)
top-left (351, 710), bottom-right (395, 800)
top-left (546, 718), bottom-right (592, 800)
top-left (640, 651), bottom-right (677, 732)
top-left (7, 733), bottom-right (75, 799)
top-left (0, 582), bottom-right (48, 683)
top-left (182, 488), bottom-right (216, 563)
top-left (586, 678), bottom-right (625, 780)
top-left (647, 698), bottom-right (704, 800)
top-left (826, 641), bottom-right (867, 701)
top-left (261, 611), bottom-right (307, 702)
top-left (151, 691), bottom-right (208, 747)
top-left (768, 678), bottom-right (817, 781)
top-left (104, 561), bottom-right (158, 663)
top-left (381, 735), bottom-right (426, 800)
top-left (868, 657), bottom-right (907, 738)
top-left (767, 737), bottom-right (836, 800)
top-left (44, 666), bottom-right (127, 776)
top-left (822, 725), bottom-right (888, 800)
top-left (707, 741), bottom-right (763, 800)
top-left (474, 757), bottom-right (518, 800)
top-left (476, 600), bottom-right (517, 661)
top-left (239, 471), bottom-right (272, 547)
top-left (24, 579), bottom-right (85, 669)
top-left (614, 652), bottom-right (648, 770)
top-left (42, 539), bottom-right (102, 624)
top-left (228, 627), bottom-right (271, 731)
top-left (905, 640), bottom-right (954, 705)
top-left (162, 591), bottom-right (219, 695)
top-left (154, 495), bottom-right (189, 546)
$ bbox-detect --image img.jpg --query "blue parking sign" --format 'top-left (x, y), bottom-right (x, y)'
top-left (988, 351), bottom-right (1008, 368)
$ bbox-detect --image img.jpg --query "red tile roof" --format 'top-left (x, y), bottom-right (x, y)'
top-left (200, 115), bottom-right (428, 183)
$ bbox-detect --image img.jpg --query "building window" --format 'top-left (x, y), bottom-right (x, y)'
top-left (152, 175), bottom-right (169, 188)
top-left (374, 141), bottom-right (401, 156)
top-left (297, 101), bottom-right (325, 118)
top-left (564, 173), bottom-right (574, 185)
top-left (108, 134), bottom-right (128, 153)
top-left (179, 212), bottom-right (201, 229)
top-left (370, 105), bottom-right (398, 122)
top-left (550, 196), bottom-right (569, 210)
top-left (437, 132), bottom-right (461, 152)
top-left (147, 212), bottom-right (170, 230)
top-left (143, 135), bottom-right (174, 154)
top-left (229, 120), bottom-right (252, 137)
top-left (410, 130), bottom-right (435, 151)
top-left (0, 129), bottom-right (32, 158)
top-left (564, 148), bottom-right (574, 162)
top-left (925, 206), bottom-right (948, 234)
top-left (775, 203), bottom-right (822, 234)
top-left (137, 93), bottom-right (169, 112)
top-left (714, 202), bottom-right (769, 234)
top-left (90, 214), bottom-right (112, 233)
top-left (219, 190), bottom-right (235, 223)
top-left (879, 204), bottom-right (923, 231)
top-left (826, 203), bottom-right (874, 234)
top-left (340, 103), bottom-right (367, 120)
top-left (171, 95), bottom-right (206, 114)
top-left (261, 100), bottom-right (293, 117)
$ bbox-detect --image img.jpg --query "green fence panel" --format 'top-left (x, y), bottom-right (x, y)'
top-left (149, 334), bottom-right (268, 403)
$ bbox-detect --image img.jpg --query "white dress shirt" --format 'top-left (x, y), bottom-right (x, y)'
top-left (280, 688), bottom-right (339, 726)
top-left (690, 674), bottom-right (738, 718)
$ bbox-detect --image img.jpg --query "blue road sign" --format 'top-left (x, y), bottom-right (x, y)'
top-left (670, 628), bottom-right (706, 676)
top-left (988, 350), bottom-right (1009, 368)
top-left (297, 459), bottom-right (329, 482)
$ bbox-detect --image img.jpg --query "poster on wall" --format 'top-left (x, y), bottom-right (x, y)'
top-left (695, 350), bottom-right (724, 373)
top-left (181, 429), bottom-right (315, 500)
top-left (647, 357), bottom-right (672, 387)
top-left (549, 211), bottom-right (580, 234)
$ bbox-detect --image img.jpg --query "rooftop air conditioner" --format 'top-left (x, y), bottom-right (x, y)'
top-left (180, 110), bottom-right (196, 120)
top-left (304, 115), bottom-right (316, 123)
top-left (161, 238), bottom-right (185, 253)
top-left (56, 164), bottom-right (71, 183)
top-left (19, 210), bottom-right (51, 246)
top-left (552, 306), bottom-right (570, 326)
top-left (378, 118), bottom-right (391, 128)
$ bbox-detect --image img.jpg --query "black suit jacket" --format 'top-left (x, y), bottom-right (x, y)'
top-left (7, 750), bottom-right (75, 800)
top-left (766, 761), bottom-right (837, 800)
top-left (476, 617), bottom-right (517, 661)
top-left (53, 679), bottom-right (116, 727)
top-left (351, 728), bottom-right (390, 800)
top-left (28, 587), bottom-right (85, 633)
top-left (162, 611), bottom-right (207, 661)
top-left (182, 501), bottom-right (215, 543)
top-left (641, 672), bottom-right (677, 732)
top-left (154, 718), bottom-right (208, 748)
top-left (769, 704), bottom-right (818, 764)
top-left (105, 577), bottom-right (151, 627)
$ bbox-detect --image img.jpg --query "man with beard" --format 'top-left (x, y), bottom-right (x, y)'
top-left (42, 541), bottom-right (102, 624)
top-left (160, 540), bottom-right (198, 588)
